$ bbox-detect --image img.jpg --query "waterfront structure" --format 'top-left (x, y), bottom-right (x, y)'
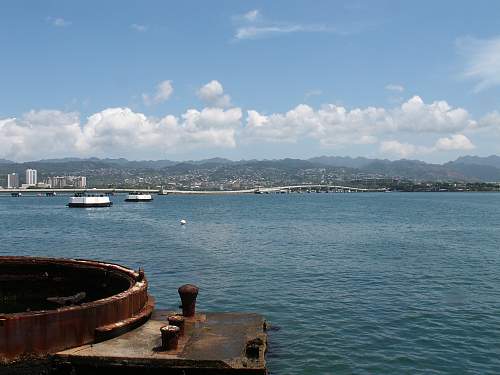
top-left (0, 256), bottom-right (152, 363)
top-left (0, 256), bottom-right (267, 373)
top-left (25, 169), bottom-right (37, 186)
top-left (7, 173), bottom-right (19, 188)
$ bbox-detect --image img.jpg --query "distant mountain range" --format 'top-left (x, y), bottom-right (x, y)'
top-left (310, 155), bottom-right (500, 181)
top-left (2, 155), bottom-right (500, 182)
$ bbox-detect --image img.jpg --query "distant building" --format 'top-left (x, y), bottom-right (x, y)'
top-left (46, 175), bottom-right (87, 188)
top-left (47, 176), bottom-right (67, 188)
top-left (7, 173), bottom-right (19, 188)
top-left (74, 176), bottom-right (87, 188)
top-left (26, 169), bottom-right (37, 186)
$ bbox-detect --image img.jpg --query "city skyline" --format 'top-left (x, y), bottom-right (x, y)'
top-left (3, 167), bottom-right (86, 189)
top-left (2, 1), bottom-right (500, 162)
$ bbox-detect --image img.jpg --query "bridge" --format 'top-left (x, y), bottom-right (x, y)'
top-left (253, 185), bottom-right (387, 193)
top-left (0, 184), bottom-right (387, 195)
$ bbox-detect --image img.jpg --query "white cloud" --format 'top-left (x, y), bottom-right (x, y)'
top-left (478, 111), bottom-right (500, 129)
top-left (379, 140), bottom-right (428, 158)
top-left (0, 111), bottom-right (81, 161)
top-left (233, 9), bottom-right (335, 40)
top-left (380, 134), bottom-right (475, 158)
top-left (235, 24), bottom-right (334, 40)
top-left (434, 134), bottom-right (475, 151)
top-left (457, 36), bottom-right (500, 92)
top-left (244, 96), bottom-right (474, 146)
top-left (244, 10), bottom-right (259, 22)
top-left (78, 106), bottom-right (241, 156)
top-left (395, 96), bottom-right (473, 133)
top-left (197, 80), bottom-right (231, 108)
top-left (142, 80), bottom-right (174, 106)
top-left (131, 24), bottom-right (148, 32)
top-left (0, 90), bottom-right (487, 162)
top-left (385, 84), bottom-right (404, 92)
top-left (47, 17), bottom-right (71, 27)
top-left (0, 107), bottom-right (242, 161)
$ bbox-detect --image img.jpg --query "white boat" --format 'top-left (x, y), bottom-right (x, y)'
top-left (68, 193), bottom-right (112, 208)
top-left (125, 192), bottom-right (153, 202)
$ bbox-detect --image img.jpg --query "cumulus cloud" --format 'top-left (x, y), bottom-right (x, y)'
top-left (457, 36), bottom-right (500, 92)
top-left (0, 111), bottom-right (81, 161)
top-left (385, 84), bottom-right (404, 92)
top-left (0, 107), bottom-right (241, 161)
top-left (142, 80), bottom-right (174, 106)
top-left (434, 134), bottom-right (475, 151)
top-left (244, 96), bottom-right (474, 146)
top-left (380, 134), bottom-right (475, 158)
top-left (197, 80), bottom-right (231, 108)
top-left (0, 91), bottom-right (487, 161)
top-left (78, 107), bottom-right (241, 155)
top-left (395, 96), bottom-right (473, 133)
top-left (379, 140), bottom-right (428, 158)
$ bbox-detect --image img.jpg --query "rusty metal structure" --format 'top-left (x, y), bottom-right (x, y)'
top-left (178, 284), bottom-right (199, 317)
top-left (0, 256), bottom-right (154, 363)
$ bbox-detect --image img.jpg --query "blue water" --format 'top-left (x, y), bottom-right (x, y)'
top-left (1, 193), bottom-right (500, 374)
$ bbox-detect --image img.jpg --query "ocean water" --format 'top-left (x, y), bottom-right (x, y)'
top-left (1, 192), bottom-right (500, 375)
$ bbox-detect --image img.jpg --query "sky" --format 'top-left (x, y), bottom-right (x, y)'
top-left (1, 1), bottom-right (500, 162)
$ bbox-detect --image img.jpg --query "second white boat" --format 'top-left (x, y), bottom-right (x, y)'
top-left (125, 192), bottom-right (153, 202)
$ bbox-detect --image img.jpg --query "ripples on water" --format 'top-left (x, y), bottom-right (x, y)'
top-left (1, 193), bottom-right (500, 374)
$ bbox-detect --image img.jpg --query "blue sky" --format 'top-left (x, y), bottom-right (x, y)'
top-left (1, 1), bottom-right (500, 162)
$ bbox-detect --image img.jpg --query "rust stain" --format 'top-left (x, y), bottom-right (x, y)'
top-left (0, 256), bottom-right (154, 363)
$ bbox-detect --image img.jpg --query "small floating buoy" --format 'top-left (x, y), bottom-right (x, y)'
top-left (180, 219), bottom-right (187, 225)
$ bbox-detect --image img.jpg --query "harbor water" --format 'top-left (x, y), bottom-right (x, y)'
top-left (1, 192), bottom-right (500, 374)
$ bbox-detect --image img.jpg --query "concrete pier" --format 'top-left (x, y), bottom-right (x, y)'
top-left (52, 310), bottom-right (267, 374)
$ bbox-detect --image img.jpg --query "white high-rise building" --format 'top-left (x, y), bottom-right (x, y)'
top-left (7, 173), bottom-right (19, 188)
top-left (74, 176), bottom-right (87, 188)
top-left (26, 169), bottom-right (37, 186)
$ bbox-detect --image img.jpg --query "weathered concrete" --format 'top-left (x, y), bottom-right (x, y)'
top-left (53, 310), bottom-right (267, 374)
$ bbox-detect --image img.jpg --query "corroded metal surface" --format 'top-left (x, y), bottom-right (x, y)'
top-left (178, 284), bottom-right (199, 317)
top-left (54, 310), bottom-right (268, 374)
top-left (0, 256), bottom-right (153, 363)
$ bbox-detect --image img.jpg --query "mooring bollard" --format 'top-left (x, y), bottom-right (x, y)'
top-left (168, 315), bottom-right (185, 336)
top-left (178, 284), bottom-right (199, 317)
top-left (160, 325), bottom-right (180, 350)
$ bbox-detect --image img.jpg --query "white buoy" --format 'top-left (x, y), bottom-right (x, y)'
top-left (180, 219), bottom-right (187, 225)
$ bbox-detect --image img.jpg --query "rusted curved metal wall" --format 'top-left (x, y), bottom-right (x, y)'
top-left (0, 257), bottom-right (154, 363)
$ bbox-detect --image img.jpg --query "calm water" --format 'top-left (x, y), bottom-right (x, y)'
top-left (1, 193), bottom-right (500, 374)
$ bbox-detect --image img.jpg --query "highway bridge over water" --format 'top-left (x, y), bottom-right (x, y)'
top-left (253, 185), bottom-right (387, 193)
top-left (0, 184), bottom-right (387, 195)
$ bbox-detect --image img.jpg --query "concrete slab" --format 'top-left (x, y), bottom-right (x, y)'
top-left (53, 310), bottom-right (267, 375)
